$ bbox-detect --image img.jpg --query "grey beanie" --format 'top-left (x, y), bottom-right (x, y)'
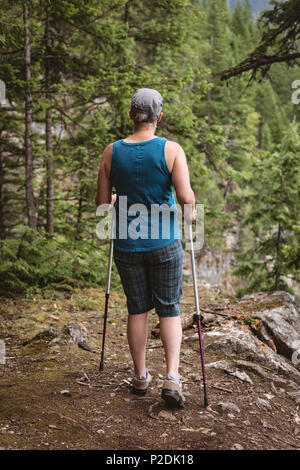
top-left (130, 88), bottom-right (163, 121)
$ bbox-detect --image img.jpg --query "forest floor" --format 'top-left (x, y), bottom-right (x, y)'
top-left (0, 284), bottom-right (300, 450)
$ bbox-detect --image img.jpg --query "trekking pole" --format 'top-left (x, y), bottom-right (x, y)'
top-left (188, 222), bottom-right (209, 407)
top-left (99, 211), bottom-right (114, 371)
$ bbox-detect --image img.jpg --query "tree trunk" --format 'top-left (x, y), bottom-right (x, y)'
top-left (75, 184), bottom-right (83, 241)
top-left (0, 135), bottom-right (5, 239)
top-left (45, 1), bottom-right (54, 234)
top-left (275, 222), bottom-right (282, 290)
top-left (23, 1), bottom-right (37, 230)
top-left (124, 0), bottom-right (131, 23)
top-left (258, 118), bottom-right (263, 149)
top-left (207, 34), bottom-right (214, 122)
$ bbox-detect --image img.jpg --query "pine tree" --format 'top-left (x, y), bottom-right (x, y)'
top-left (222, 0), bottom-right (300, 80)
top-left (233, 122), bottom-right (300, 294)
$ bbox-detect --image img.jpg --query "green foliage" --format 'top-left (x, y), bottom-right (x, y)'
top-left (222, 0), bottom-right (300, 80)
top-left (233, 122), bottom-right (300, 294)
top-left (0, 0), bottom-right (299, 296)
top-left (0, 226), bottom-right (119, 295)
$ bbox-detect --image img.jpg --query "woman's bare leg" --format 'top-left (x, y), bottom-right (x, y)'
top-left (127, 312), bottom-right (148, 377)
top-left (159, 316), bottom-right (182, 376)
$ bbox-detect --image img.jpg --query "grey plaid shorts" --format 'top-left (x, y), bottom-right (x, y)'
top-left (113, 239), bottom-right (183, 317)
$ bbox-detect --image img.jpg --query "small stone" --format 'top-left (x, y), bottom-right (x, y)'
top-left (287, 391), bottom-right (300, 405)
top-left (158, 410), bottom-right (177, 422)
top-left (231, 443), bottom-right (244, 450)
top-left (288, 381), bottom-right (299, 390)
top-left (200, 428), bottom-right (213, 435)
top-left (96, 429), bottom-right (104, 434)
top-left (60, 390), bottom-right (71, 396)
top-left (190, 374), bottom-right (201, 382)
top-left (49, 346), bottom-right (61, 353)
top-left (261, 419), bottom-right (277, 431)
top-left (217, 401), bottom-right (240, 414)
top-left (255, 398), bottom-right (272, 411)
top-left (264, 393), bottom-right (275, 400)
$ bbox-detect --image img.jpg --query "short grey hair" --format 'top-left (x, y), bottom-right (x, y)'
top-left (130, 107), bottom-right (156, 125)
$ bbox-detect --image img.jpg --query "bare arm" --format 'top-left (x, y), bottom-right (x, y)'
top-left (95, 143), bottom-right (113, 207)
top-left (168, 142), bottom-right (196, 221)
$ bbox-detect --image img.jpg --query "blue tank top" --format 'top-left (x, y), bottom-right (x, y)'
top-left (110, 137), bottom-right (180, 252)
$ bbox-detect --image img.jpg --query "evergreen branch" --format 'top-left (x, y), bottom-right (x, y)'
top-left (221, 52), bottom-right (300, 81)
top-left (54, 104), bottom-right (87, 130)
top-left (0, 48), bottom-right (23, 55)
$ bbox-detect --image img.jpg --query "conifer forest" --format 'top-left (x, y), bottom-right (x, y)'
top-left (1, 0), bottom-right (300, 452)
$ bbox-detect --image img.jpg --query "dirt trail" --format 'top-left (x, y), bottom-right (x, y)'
top-left (0, 285), bottom-right (299, 450)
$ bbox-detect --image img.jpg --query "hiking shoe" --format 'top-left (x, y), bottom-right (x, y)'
top-left (131, 370), bottom-right (152, 396)
top-left (161, 375), bottom-right (185, 408)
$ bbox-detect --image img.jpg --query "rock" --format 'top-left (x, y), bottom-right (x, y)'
top-left (183, 333), bottom-right (198, 343)
top-left (255, 398), bottom-right (272, 411)
top-left (234, 360), bottom-right (270, 378)
top-left (78, 341), bottom-right (96, 353)
top-left (217, 401), bottom-right (240, 414)
top-left (182, 427), bottom-right (215, 436)
top-left (207, 360), bottom-right (253, 384)
top-left (231, 443), bottom-right (244, 450)
top-left (49, 345), bottom-right (61, 354)
top-left (50, 322), bottom-right (89, 345)
top-left (264, 393), bottom-right (275, 400)
top-left (241, 291), bottom-right (300, 360)
top-left (190, 373), bottom-right (201, 382)
top-left (249, 319), bottom-right (277, 352)
top-left (158, 410), bottom-right (177, 422)
top-left (288, 381), bottom-right (300, 390)
top-left (261, 420), bottom-right (277, 431)
top-left (287, 391), bottom-right (300, 405)
top-left (205, 322), bottom-right (300, 380)
top-left (22, 328), bottom-right (57, 345)
top-left (183, 227), bottom-right (239, 294)
top-left (233, 360), bottom-right (289, 387)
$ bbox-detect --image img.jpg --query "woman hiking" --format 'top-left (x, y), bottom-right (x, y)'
top-left (95, 88), bottom-right (196, 408)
